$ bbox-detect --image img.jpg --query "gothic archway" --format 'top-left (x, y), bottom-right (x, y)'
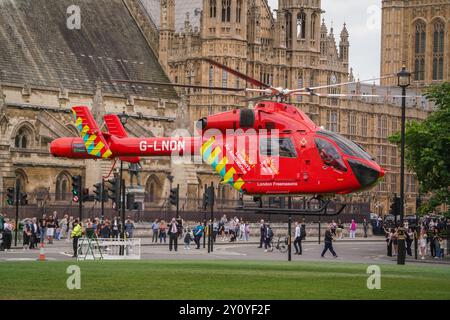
top-left (55, 172), bottom-right (71, 201)
top-left (145, 174), bottom-right (161, 203)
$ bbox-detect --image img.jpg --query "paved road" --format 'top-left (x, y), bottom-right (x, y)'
top-left (1, 238), bottom-right (448, 267)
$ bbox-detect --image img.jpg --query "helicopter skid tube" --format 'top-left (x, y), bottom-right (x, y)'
top-left (235, 202), bottom-right (346, 216)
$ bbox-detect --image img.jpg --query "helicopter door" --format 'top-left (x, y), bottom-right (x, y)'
top-left (259, 136), bottom-right (299, 187)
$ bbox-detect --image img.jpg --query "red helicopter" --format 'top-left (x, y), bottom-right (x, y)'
top-left (50, 59), bottom-right (398, 213)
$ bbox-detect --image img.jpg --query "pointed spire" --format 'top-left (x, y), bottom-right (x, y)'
top-left (340, 22), bottom-right (349, 39)
top-left (321, 18), bottom-right (328, 34)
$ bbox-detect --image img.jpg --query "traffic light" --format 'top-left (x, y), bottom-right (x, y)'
top-left (390, 196), bottom-right (401, 216)
top-left (202, 186), bottom-right (214, 210)
top-left (93, 182), bottom-right (102, 202)
top-left (6, 187), bottom-right (15, 206)
top-left (106, 177), bottom-right (120, 208)
top-left (127, 193), bottom-right (136, 210)
top-left (20, 192), bottom-right (28, 206)
top-left (72, 175), bottom-right (81, 202)
top-left (82, 188), bottom-right (93, 202)
top-left (169, 187), bottom-right (179, 207)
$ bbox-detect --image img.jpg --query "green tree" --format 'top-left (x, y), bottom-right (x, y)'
top-left (389, 82), bottom-right (450, 217)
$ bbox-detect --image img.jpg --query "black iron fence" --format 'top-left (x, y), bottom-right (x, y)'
top-left (0, 192), bottom-right (371, 224)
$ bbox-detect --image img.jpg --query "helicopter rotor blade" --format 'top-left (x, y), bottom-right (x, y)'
top-left (287, 74), bottom-right (398, 95)
top-left (112, 79), bottom-right (245, 92)
top-left (292, 92), bottom-right (424, 99)
top-left (241, 94), bottom-right (275, 103)
top-left (203, 58), bottom-right (271, 89)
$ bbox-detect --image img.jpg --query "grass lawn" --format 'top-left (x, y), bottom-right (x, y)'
top-left (0, 260), bottom-right (449, 300)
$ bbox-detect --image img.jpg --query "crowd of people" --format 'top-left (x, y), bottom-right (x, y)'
top-left (384, 216), bottom-right (448, 260)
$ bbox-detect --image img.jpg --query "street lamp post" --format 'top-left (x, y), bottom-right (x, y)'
top-left (397, 65), bottom-right (411, 265)
top-left (118, 110), bottom-right (128, 245)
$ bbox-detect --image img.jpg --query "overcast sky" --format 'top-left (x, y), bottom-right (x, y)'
top-left (267, 0), bottom-right (382, 81)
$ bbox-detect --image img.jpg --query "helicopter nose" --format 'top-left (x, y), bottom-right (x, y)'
top-left (348, 159), bottom-right (383, 189)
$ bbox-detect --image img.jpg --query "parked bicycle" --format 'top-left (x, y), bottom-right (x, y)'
top-left (267, 235), bottom-right (289, 253)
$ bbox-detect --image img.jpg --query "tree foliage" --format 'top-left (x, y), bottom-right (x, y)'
top-left (389, 82), bottom-right (450, 217)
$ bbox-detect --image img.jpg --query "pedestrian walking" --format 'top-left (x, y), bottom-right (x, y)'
top-left (419, 228), bottom-right (427, 259)
top-left (193, 221), bottom-right (204, 249)
top-left (151, 219), bottom-right (159, 243)
top-left (2, 219), bottom-right (13, 251)
top-left (258, 219), bottom-right (266, 248)
top-left (70, 220), bottom-right (83, 258)
top-left (168, 218), bottom-right (179, 252)
top-left (264, 224), bottom-right (273, 252)
top-left (349, 219), bottom-right (357, 239)
top-left (321, 225), bottom-right (338, 258)
top-left (39, 214), bottom-right (47, 243)
top-left (294, 221), bottom-right (302, 255)
top-left (363, 218), bottom-right (369, 238)
top-left (159, 220), bottom-right (167, 243)
top-left (184, 228), bottom-right (193, 250)
top-left (124, 217), bottom-right (135, 239)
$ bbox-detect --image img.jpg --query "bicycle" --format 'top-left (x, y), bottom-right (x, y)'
top-left (267, 235), bottom-right (289, 253)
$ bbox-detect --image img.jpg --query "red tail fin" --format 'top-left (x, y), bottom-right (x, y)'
top-left (103, 114), bottom-right (140, 164)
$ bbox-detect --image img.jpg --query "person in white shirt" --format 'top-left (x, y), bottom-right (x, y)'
top-left (294, 222), bottom-right (302, 255)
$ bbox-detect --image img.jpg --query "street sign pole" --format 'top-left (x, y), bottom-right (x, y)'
top-left (210, 182), bottom-right (214, 253)
top-left (78, 175), bottom-right (83, 222)
top-left (14, 181), bottom-right (20, 247)
top-left (288, 197), bottom-right (292, 262)
top-left (101, 179), bottom-right (105, 223)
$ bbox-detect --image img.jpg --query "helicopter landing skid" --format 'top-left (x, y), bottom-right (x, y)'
top-left (235, 196), bottom-right (346, 217)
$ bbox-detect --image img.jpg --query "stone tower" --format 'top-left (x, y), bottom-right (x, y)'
top-left (159, 0), bottom-right (175, 71)
top-left (380, 0), bottom-right (449, 86)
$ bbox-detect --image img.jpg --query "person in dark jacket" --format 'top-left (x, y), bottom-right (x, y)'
top-left (258, 219), bottom-right (266, 248)
top-left (321, 225), bottom-right (338, 258)
top-left (168, 217), bottom-right (180, 252)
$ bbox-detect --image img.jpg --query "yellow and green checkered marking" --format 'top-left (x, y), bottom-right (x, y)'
top-left (201, 137), bottom-right (245, 192)
top-left (72, 108), bottom-right (112, 159)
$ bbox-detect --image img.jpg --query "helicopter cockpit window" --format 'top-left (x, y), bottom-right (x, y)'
top-left (315, 138), bottom-right (348, 172)
top-left (317, 130), bottom-right (372, 161)
top-left (260, 137), bottom-right (297, 158)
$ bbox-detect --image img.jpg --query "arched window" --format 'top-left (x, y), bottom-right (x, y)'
top-left (210, 0), bottom-right (216, 18)
top-left (297, 12), bottom-right (306, 39)
top-left (15, 170), bottom-right (27, 193)
top-left (414, 21), bottom-right (426, 81)
top-left (209, 65), bottom-right (214, 88)
top-left (222, 0), bottom-right (231, 22)
top-left (56, 173), bottom-right (70, 201)
top-left (285, 12), bottom-right (292, 48)
top-left (311, 13), bottom-right (317, 40)
top-left (222, 70), bottom-right (228, 89)
top-left (14, 127), bottom-right (32, 149)
top-left (145, 175), bottom-right (161, 203)
top-left (432, 20), bottom-right (445, 80)
top-left (236, 0), bottom-right (242, 23)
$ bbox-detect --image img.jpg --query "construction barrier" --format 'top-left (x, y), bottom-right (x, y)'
top-left (77, 238), bottom-right (141, 260)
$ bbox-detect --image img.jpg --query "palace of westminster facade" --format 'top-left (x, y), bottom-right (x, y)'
top-left (0, 0), bottom-right (448, 216)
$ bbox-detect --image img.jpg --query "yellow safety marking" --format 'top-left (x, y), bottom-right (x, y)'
top-left (207, 147), bottom-right (221, 164)
top-left (201, 136), bottom-right (215, 155)
top-left (233, 178), bottom-right (245, 191)
top-left (223, 167), bottom-right (236, 183)
top-left (215, 157), bottom-right (228, 174)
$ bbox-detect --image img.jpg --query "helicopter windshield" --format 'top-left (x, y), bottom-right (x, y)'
top-left (316, 130), bottom-right (373, 161)
top-left (315, 138), bottom-right (348, 172)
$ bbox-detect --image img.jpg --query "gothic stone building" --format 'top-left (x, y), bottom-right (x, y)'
top-left (0, 0), bottom-right (443, 218)
top-left (0, 0), bottom-right (197, 216)
top-left (381, 0), bottom-right (449, 86)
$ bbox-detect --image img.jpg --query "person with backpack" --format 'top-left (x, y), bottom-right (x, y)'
top-left (264, 224), bottom-right (274, 252)
top-left (294, 221), bottom-right (302, 255)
